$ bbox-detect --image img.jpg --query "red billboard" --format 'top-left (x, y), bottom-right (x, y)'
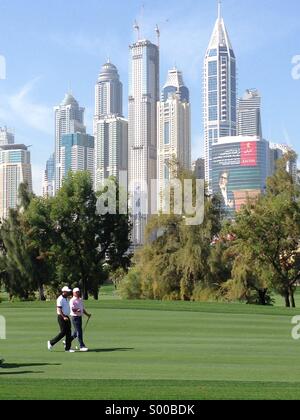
top-left (240, 142), bottom-right (257, 166)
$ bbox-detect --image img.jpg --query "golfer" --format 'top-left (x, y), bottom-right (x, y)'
top-left (70, 288), bottom-right (91, 352)
top-left (47, 286), bottom-right (75, 353)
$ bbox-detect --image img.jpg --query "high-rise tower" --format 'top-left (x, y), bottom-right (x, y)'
top-left (238, 89), bottom-right (262, 138)
top-left (204, 2), bottom-right (237, 189)
top-left (128, 34), bottom-right (160, 246)
top-left (95, 60), bottom-right (123, 118)
top-left (54, 93), bottom-right (86, 192)
top-left (157, 68), bottom-right (191, 210)
top-left (94, 61), bottom-right (128, 191)
top-left (0, 143), bottom-right (32, 219)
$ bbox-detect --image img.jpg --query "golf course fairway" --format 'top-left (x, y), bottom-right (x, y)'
top-left (1, 294), bottom-right (300, 400)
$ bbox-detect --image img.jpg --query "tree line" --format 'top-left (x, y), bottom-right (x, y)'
top-left (0, 172), bottom-right (131, 301)
top-left (119, 153), bottom-right (300, 308)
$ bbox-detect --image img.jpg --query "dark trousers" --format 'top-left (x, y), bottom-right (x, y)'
top-left (71, 317), bottom-right (85, 349)
top-left (50, 316), bottom-right (72, 351)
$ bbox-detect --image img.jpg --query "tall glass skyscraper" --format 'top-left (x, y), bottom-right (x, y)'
top-left (0, 143), bottom-right (32, 219)
top-left (128, 38), bottom-right (159, 246)
top-left (42, 153), bottom-right (55, 198)
top-left (238, 89), bottom-right (262, 138)
top-left (94, 61), bottom-right (128, 191)
top-left (157, 68), bottom-right (191, 210)
top-left (0, 127), bottom-right (14, 145)
top-left (54, 93), bottom-right (86, 192)
top-left (95, 60), bottom-right (123, 118)
top-left (61, 133), bottom-right (94, 181)
top-left (204, 3), bottom-right (237, 189)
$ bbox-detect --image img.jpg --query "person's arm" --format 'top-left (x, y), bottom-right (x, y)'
top-left (83, 309), bottom-right (91, 318)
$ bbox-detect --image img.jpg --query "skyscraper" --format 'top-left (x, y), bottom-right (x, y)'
top-left (94, 117), bottom-right (128, 190)
top-left (238, 89), bottom-right (262, 138)
top-left (204, 2), bottom-right (237, 189)
top-left (128, 37), bottom-right (160, 246)
top-left (192, 158), bottom-right (205, 180)
top-left (54, 93), bottom-right (86, 192)
top-left (61, 133), bottom-right (94, 181)
top-left (42, 153), bottom-right (55, 198)
top-left (0, 143), bottom-right (32, 219)
top-left (95, 60), bottom-right (123, 118)
top-left (94, 61), bottom-right (128, 191)
top-left (269, 143), bottom-right (297, 182)
top-left (0, 127), bottom-right (14, 145)
top-left (157, 68), bottom-right (191, 210)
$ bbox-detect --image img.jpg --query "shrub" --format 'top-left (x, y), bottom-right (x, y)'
top-left (118, 269), bottom-right (143, 300)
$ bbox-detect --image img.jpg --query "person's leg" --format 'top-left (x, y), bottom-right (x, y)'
top-left (65, 318), bottom-right (72, 351)
top-left (71, 317), bottom-right (78, 342)
top-left (75, 317), bottom-right (85, 349)
top-left (50, 316), bottom-right (66, 347)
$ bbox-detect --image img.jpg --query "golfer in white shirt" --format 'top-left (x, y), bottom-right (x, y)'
top-left (47, 287), bottom-right (75, 353)
top-left (70, 288), bottom-right (91, 352)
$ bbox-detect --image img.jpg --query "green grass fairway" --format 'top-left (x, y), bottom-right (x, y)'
top-left (1, 295), bottom-right (300, 400)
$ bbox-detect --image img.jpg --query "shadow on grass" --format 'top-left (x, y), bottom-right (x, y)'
top-left (0, 371), bottom-right (44, 376)
top-left (88, 348), bottom-right (134, 353)
top-left (0, 363), bottom-right (61, 369)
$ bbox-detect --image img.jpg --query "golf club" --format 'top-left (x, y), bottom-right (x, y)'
top-left (83, 315), bottom-right (91, 333)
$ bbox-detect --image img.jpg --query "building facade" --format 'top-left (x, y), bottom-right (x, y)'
top-left (95, 60), bottom-right (123, 119)
top-left (42, 153), bottom-right (55, 198)
top-left (94, 61), bottom-right (128, 191)
top-left (61, 133), bottom-right (94, 181)
top-left (238, 89), bottom-right (262, 138)
top-left (128, 39), bottom-right (160, 246)
top-left (0, 144), bottom-right (32, 219)
top-left (212, 136), bottom-right (269, 214)
top-left (0, 127), bottom-right (14, 145)
top-left (269, 143), bottom-right (297, 182)
top-left (204, 4), bottom-right (237, 190)
top-left (94, 117), bottom-right (128, 190)
top-left (157, 68), bottom-right (191, 210)
top-left (54, 93), bottom-right (86, 192)
top-left (192, 158), bottom-right (205, 180)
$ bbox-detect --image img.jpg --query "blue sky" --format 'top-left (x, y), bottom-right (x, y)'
top-left (0, 0), bottom-right (299, 194)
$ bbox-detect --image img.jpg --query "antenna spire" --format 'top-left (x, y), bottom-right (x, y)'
top-left (133, 20), bottom-right (140, 42)
top-left (218, 0), bottom-right (222, 19)
top-left (155, 24), bottom-right (160, 48)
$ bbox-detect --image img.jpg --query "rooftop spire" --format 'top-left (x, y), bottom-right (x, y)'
top-left (218, 0), bottom-right (222, 20)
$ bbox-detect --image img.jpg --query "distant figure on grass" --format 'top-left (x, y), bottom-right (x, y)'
top-left (47, 286), bottom-right (75, 353)
top-left (0, 357), bottom-right (4, 367)
top-left (70, 288), bottom-right (91, 352)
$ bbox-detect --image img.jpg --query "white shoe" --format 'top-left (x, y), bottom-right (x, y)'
top-left (47, 341), bottom-right (53, 351)
top-left (80, 347), bottom-right (89, 352)
top-left (63, 341), bottom-right (66, 346)
top-left (66, 349), bottom-right (76, 353)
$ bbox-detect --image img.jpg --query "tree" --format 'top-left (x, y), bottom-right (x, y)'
top-left (50, 171), bottom-right (131, 300)
top-left (227, 153), bottom-right (300, 307)
top-left (123, 167), bottom-right (225, 301)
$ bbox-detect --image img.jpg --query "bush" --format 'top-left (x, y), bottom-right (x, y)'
top-left (118, 269), bottom-right (143, 300)
top-left (191, 284), bottom-right (218, 302)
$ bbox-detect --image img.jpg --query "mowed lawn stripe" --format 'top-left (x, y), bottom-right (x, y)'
top-left (1, 300), bottom-right (300, 399)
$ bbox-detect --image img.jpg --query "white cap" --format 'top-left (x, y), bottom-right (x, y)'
top-left (73, 288), bottom-right (80, 293)
top-left (62, 286), bottom-right (71, 293)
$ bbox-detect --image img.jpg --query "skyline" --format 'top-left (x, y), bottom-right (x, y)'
top-left (0, 0), bottom-right (299, 194)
